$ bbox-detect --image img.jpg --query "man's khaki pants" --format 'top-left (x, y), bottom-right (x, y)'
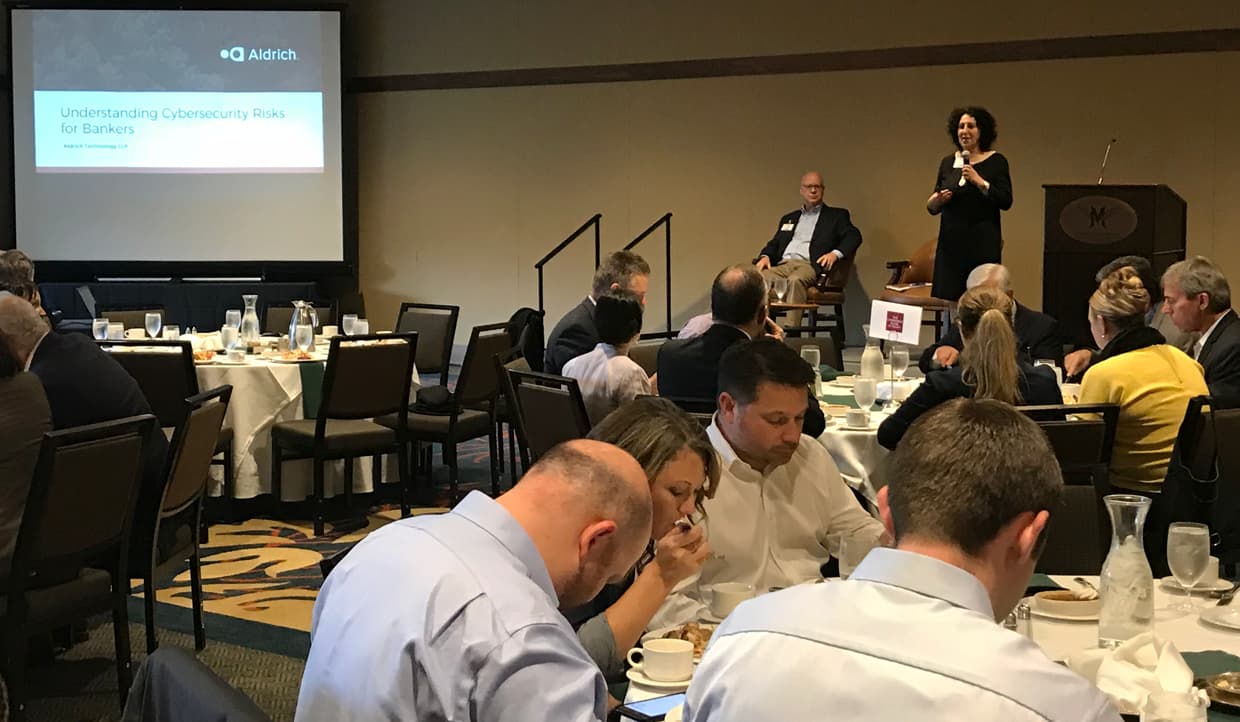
top-left (760, 259), bottom-right (817, 328)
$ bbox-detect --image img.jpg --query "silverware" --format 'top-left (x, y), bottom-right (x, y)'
top-left (1216, 582), bottom-right (1240, 606)
top-left (1072, 577), bottom-right (1098, 594)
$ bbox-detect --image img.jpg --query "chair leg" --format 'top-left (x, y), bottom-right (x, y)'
top-left (144, 565), bottom-right (158, 654)
top-left (112, 584), bottom-right (133, 710)
top-left (313, 457), bottom-right (326, 537)
top-left (343, 457), bottom-right (355, 518)
top-left (495, 420), bottom-right (506, 473)
top-left (271, 444), bottom-right (285, 517)
top-left (488, 425), bottom-right (500, 497)
top-left (222, 436), bottom-right (235, 521)
top-left (371, 453), bottom-right (382, 491)
top-left (4, 628), bottom-right (29, 721)
top-left (398, 441), bottom-right (411, 517)
top-left (447, 441), bottom-right (460, 501)
top-left (508, 424), bottom-right (519, 485)
top-left (190, 550), bottom-right (206, 651)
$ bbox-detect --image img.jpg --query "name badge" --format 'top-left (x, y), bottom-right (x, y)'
top-left (781, 223), bottom-right (795, 231)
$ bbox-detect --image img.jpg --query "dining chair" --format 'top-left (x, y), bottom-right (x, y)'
top-left (506, 369), bottom-right (592, 464)
top-left (128, 385), bottom-right (232, 653)
top-left (99, 306), bottom-right (165, 332)
top-left (1020, 403), bottom-right (1119, 488)
top-left (100, 339), bottom-right (236, 533)
top-left (628, 341), bottom-right (663, 377)
top-left (271, 333), bottom-right (418, 537)
top-left (262, 300), bottom-right (336, 335)
top-left (493, 346), bottom-right (531, 485)
top-left (394, 302), bottom-right (460, 387)
top-left (1, 414), bottom-right (156, 719)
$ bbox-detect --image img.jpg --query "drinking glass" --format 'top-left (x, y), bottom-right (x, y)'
top-left (353, 319), bottom-right (370, 336)
top-left (891, 346), bottom-right (909, 378)
top-left (1141, 690), bottom-right (1207, 722)
top-left (225, 309), bottom-right (242, 329)
top-left (294, 324), bottom-right (314, 353)
top-left (800, 346), bottom-right (822, 397)
top-left (106, 322), bottom-right (125, 340)
top-left (92, 318), bottom-right (109, 341)
top-left (1167, 522), bottom-right (1210, 611)
top-left (853, 377), bottom-right (877, 412)
top-left (144, 312), bottom-right (162, 340)
top-left (162, 325), bottom-right (180, 340)
top-left (220, 325), bottom-right (240, 351)
top-left (772, 277), bottom-right (789, 303)
top-left (342, 313), bottom-right (358, 336)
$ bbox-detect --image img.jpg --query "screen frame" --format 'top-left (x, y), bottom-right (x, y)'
top-left (4, 0), bottom-right (358, 283)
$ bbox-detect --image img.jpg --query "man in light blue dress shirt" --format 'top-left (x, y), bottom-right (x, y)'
top-left (686, 399), bottom-right (1122, 722)
top-left (295, 439), bottom-right (654, 721)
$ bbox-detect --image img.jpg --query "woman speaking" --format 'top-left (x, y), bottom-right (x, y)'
top-left (926, 106), bottom-right (1013, 302)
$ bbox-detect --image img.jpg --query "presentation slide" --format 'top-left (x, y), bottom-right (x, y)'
top-left (10, 8), bottom-right (345, 263)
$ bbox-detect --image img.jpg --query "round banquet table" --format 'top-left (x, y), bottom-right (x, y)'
top-left (814, 377), bottom-right (920, 505)
top-left (196, 355), bottom-right (419, 501)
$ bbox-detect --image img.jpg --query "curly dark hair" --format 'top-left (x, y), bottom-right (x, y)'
top-left (947, 106), bottom-right (998, 151)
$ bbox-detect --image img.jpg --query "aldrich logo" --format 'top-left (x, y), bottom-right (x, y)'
top-left (1059, 195), bottom-right (1139, 245)
top-left (219, 46), bottom-right (298, 63)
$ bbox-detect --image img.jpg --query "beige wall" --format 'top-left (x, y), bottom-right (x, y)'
top-left (351, 2), bottom-right (1240, 343)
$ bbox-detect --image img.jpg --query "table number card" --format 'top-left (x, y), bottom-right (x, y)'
top-left (868, 300), bottom-right (923, 345)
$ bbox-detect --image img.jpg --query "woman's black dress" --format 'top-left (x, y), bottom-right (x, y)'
top-left (930, 151), bottom-right (1013, 301)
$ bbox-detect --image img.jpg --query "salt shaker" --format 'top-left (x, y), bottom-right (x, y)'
top-left (1015, 601), bottom-right (1032, 638)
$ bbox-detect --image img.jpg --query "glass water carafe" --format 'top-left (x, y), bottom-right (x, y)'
top-left (1098, 494), bottom-right (1155, 648)
top-left (240, 293), bottom-right (262, 344)
top-left (288, 301), bottom-right (319, 348)
top-left (860, 339), bottom-right (884, 380)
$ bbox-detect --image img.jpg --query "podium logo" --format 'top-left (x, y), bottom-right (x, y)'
top-left (1059, 195), bottom-right (1139, 245)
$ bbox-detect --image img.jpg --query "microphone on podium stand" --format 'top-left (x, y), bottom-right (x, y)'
top-left (1097, 138), bottom-right (1118, 184)
top-left (958, 150), bottom-right (971, 187)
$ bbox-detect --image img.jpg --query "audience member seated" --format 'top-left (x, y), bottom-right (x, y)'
top-left (0, 292), bottom-right (168, 508)
top-left (562, 291), bottom-right (653, 425)
top-left (0, 249), bottom-right (46, 320)
top-left (565, 398), bottom-right (719, 697)
top-left (685, 399), bottom-right (1122, 722)
top-left (879, 285), bottom-right (1062, 450)
top-left (295, 440), bottom-right (653, 722)
top-left (1161, 256), bottom-right (1240, 404)
top-left (0, 332), bottom-right (50, 574)
top-left (1064, 255), bottom-right (1197, 379)
top-left (1080, 267), bottom-right (1207, 494)
top-left (545, 251), bottom-right (650, 375)
top-left (754, 171), bottom-right (862, 330)
top-left (658, 265), bottom-right (825, 436)
top-left (653, 339), bottom-right (884, 626)
top-left (918, 263), bottom-right (1062, 372)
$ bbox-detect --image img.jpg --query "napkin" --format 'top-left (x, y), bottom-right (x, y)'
top-left (876, 380), bottom-right (919, 402)
top-left (1068, 633), bottom-right (1203, 714)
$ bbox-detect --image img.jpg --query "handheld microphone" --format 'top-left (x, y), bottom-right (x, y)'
top-left (1097, 138), bottom-right (1117, 185)
top-left (958, 150), bottom-right (971, 187)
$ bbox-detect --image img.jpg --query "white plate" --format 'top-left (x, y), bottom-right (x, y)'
top-left (828, 376), bottom-right (857, 388)
top-left (213, 358), bottom-right (250, 366)
top-left (1200, 606), bottom-right (1240, 631)
top-left (1028, 606), bottom-right (1099, 622)
top-left (1159, 577), bottom-right (1234, 594)
top-left (625, 668), bottom-right (690, 691)
top-left (268, 355), bottom-right (325, 364)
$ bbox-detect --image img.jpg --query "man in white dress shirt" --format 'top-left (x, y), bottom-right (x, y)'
top-left (295, 440), bottom-right (653, 722)
top-left (653, 337), bottom-right (885, 626)
top-left (562, 290), bottom-right (652, 425)
top-left (686, 398), bottom-right (1123, 722)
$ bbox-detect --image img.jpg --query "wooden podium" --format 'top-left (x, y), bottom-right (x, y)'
top-left (1043, 184), bottom-right (1187, 346)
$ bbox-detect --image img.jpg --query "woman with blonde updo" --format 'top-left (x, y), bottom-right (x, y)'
top-left (1079, 267), bottom-right (1208, 493)
top-left (878, 285), bottom-right (1062, 449)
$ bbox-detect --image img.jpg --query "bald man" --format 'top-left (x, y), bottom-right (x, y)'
top-left (296, 440), bottom-right (654, 722)
top-left (755, 171), bottom-right (863, 330)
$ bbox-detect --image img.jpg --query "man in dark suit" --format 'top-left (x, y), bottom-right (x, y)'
top-left (755, 171), bottom-right (863, 330)
top-left (0, 292), bottom-right (168, 498)
top-left (659, 265), bottom-right (826, 437)
top-left (544, 250), bottom-right (651, 375)
top-left (1162, 256), bottom-right (1240, 403)
top-left (919, 263), bottom-right (1063, 372)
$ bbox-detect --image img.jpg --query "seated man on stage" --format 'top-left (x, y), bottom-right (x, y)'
top-left (754, 171), bottom-right (862, 331)
top-left (544, 250), bottom-right (650, 375)
top-left (653, 339), bottom-right (883, 627)
top-left (1162, 256), bottom-right (1240, 403)
top-left (918, 263), bottom-right (1062, 372)
top-left (685, 399), bottom-right (1121, 722)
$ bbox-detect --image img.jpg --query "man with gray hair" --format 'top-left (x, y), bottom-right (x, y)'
top-left (918, 263), bottom-right (1062, 372)
top-left (296, 439), bottom-right (654, 722)
top-left (545, 250), bottom-right (651, 375)
top-left (1162, 255), bottom-right (1240, 402)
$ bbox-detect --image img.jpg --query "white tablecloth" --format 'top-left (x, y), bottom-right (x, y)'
top-left (197, 358), bottom-right (419, 501)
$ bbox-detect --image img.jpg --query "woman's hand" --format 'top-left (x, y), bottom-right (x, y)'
top-left (651, 524), bottom-right (710, 589)
top-left (961, 165), bottom-right (988, 189)
top-left (926, 189), bottom-right (953, 212)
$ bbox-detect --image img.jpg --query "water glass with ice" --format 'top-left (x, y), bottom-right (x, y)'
top-left (353, 319), bottom-right (370, 336)
top-left (1167, 522), bottom-right (1210, 611)
top-left (342, 314), bottom-right (358, 336)
top-left (800, 346), bottom-right (821, 396)
top-left (294, 324), bottom-right (314, 353)
top-left (144, 313), bottom-right (162, 340)
top-left (225, 309), bottom-right (242, 329)
top-left (92, 318), bottom-right (109, 340)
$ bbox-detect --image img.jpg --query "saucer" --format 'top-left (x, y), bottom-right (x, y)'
top-left (1159, 576), bottom-right (1233, 594)
top-left (625, 668), bottom-right (691, 690)
top-left (838, 422), bottom-right (875, 431)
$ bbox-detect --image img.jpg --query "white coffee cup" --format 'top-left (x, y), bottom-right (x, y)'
top-left (227, 348), bottom-right (246, 364)
top-left (626, 638), bottom-right (693, 682)
top-left (710, 582), bottom-right (755, 619)
top-left (321, 325), bottom-right (339, 338)
top-left (106, 322), bottom-right (125, 340)
top-left (1203, 556), bottom-right (1221, 586)
top-left (845, 408), bottom-right (869, 428)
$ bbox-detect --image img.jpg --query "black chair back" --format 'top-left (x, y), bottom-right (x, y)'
top-left (1021, 403), bottom-right (1119, 486)
top-left (628, 341), bottom-right (663, 377)
top-left (662, 396), bottom-right (718, 415)
top-left (162, 386), bottom-right (232, 516)
top-left (10, 415), bottom-right (156, 591)
top-left (1161, 396), bottom-right (1240, 567)
top-left (455, 323), bottom-right (515, 407)
top-left (319, 333), bottom-right (418, 423)
top-left (783, 336), bottom-right (844, 372)
top-left (1037, 484), bottom-right (1107, 574)
top-left (507, 370), bottom-right (591, 462)
top-left (262, 301), bottom-right (336, 336)
top-left (99, 307), bottom-right (164, 331)
top-left (100, 339), bottom-right (198, 427)
top-left (395, 303), bottom-right (460, 387)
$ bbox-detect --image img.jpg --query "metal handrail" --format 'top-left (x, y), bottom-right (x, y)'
top-left (535, 214), bottom-right (601, 313)
top-left (624, 213), bottom-right (672, 339)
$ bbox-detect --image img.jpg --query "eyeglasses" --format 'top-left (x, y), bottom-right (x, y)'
top-left (801, 184), bottom-right (824, 190)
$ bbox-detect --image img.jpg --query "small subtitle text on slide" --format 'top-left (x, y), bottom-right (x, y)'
top-left (219, 46), bottom-right (298, 63)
